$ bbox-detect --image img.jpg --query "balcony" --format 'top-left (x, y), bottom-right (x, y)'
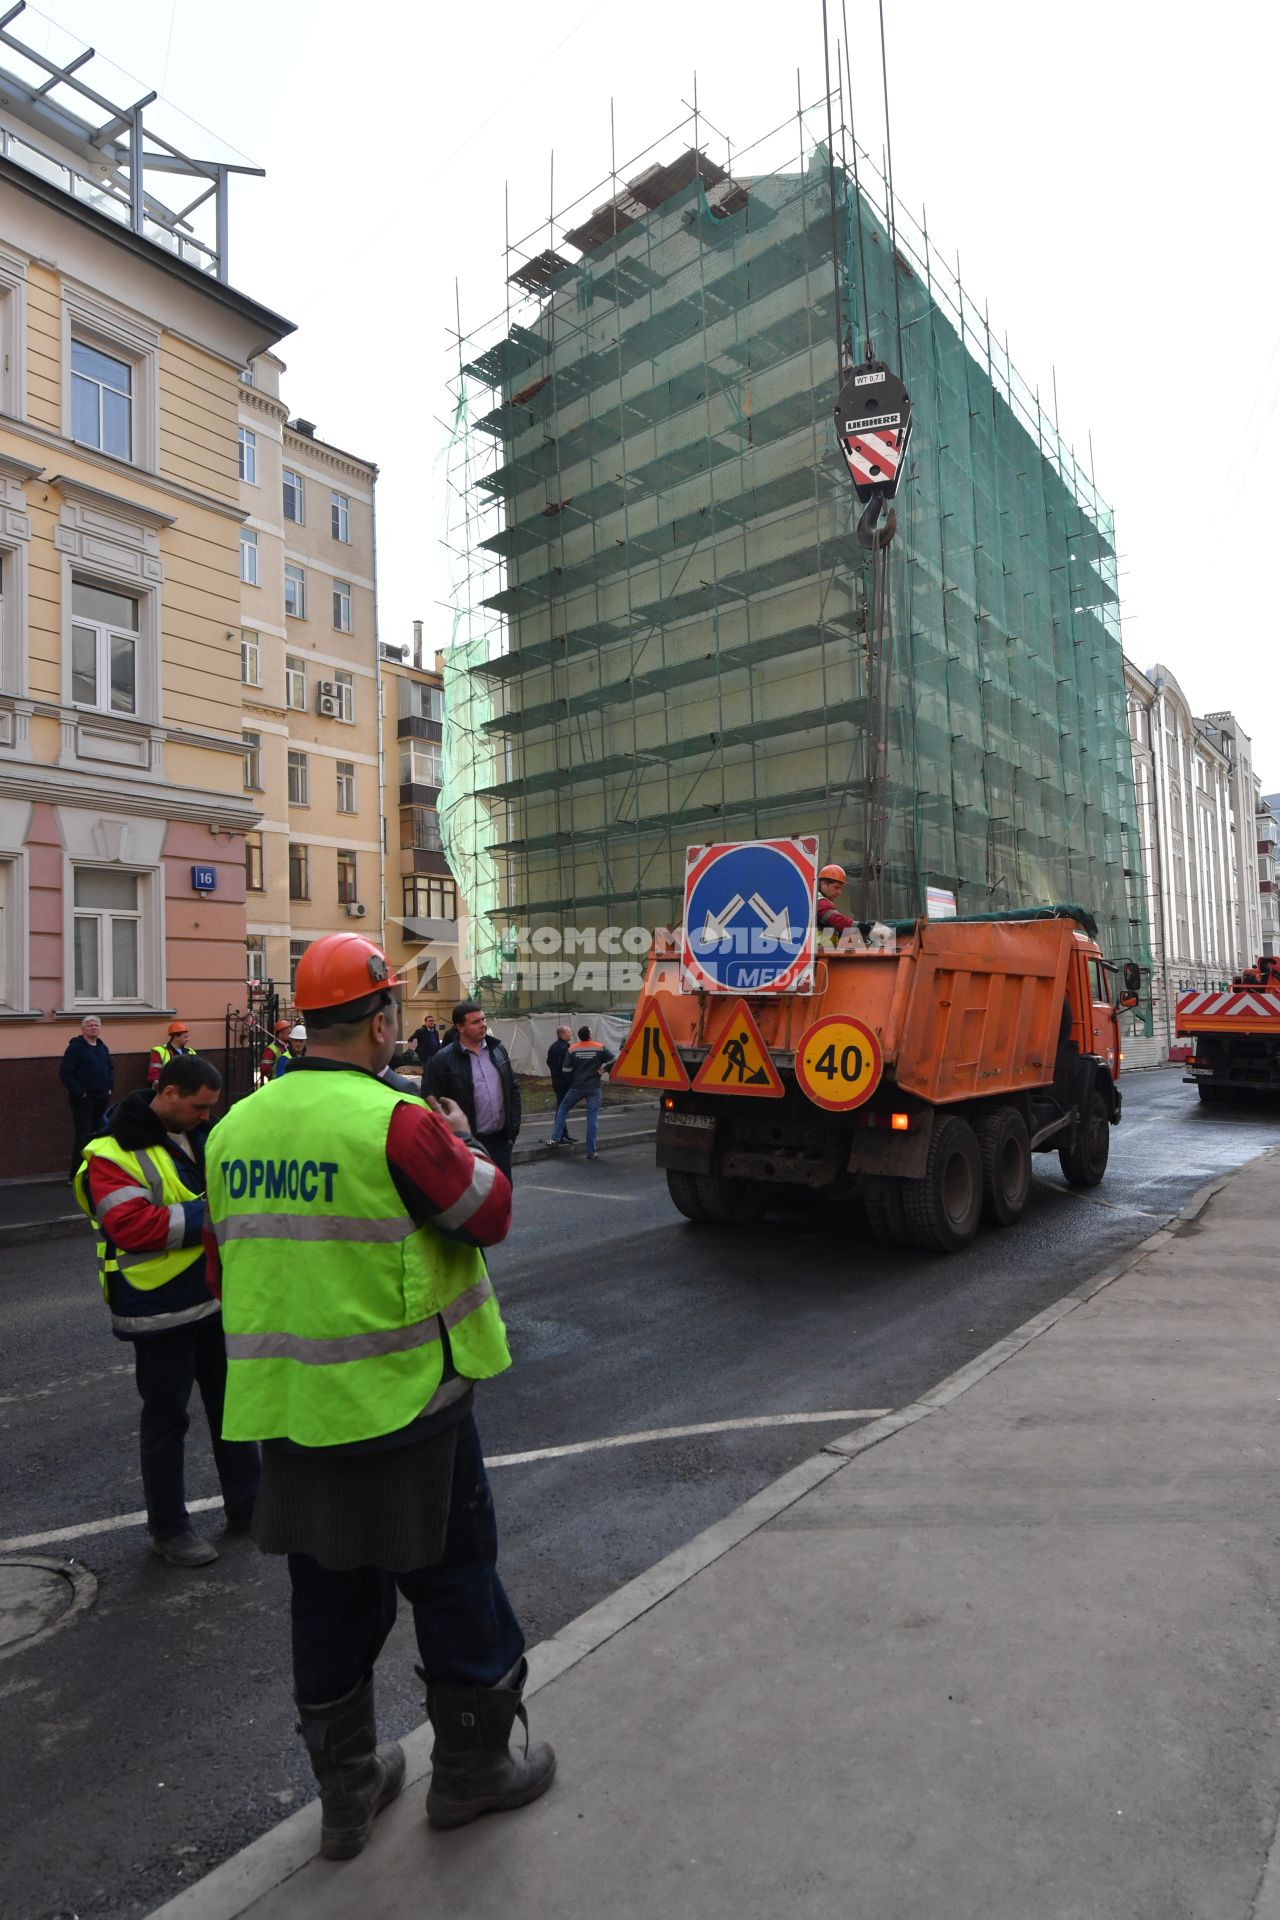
top-left (397, 715), bottom-right (443, 742)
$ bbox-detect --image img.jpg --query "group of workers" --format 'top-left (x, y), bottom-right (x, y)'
top-left (72, 932), bottom-right (555, 1858)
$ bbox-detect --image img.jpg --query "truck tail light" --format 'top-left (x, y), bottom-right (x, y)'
top-left (865, 1111), bottom-right (914, 1131)
top-left (662, 1095), bottom-right (676, 1111)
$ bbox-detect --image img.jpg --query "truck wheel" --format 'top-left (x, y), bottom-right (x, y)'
top-left (1196, 1083), bottom-right (1230, 1106)
top-left (863, 1175), bottom-right (909, 1245)
top-left (901, 1115), bottom-right (983, 1253)
top-left (1058, 1090), bottom-right (1110, 1188)
top-left (974, 1106), bottom-right (1032, 1227)
top-left (666, 1169), bottom-right (710, 1221)
top-left (667, 1167), bottom-right (769, 1226)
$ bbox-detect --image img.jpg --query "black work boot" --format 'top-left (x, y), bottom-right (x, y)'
top-left (421, 1656), bottom-right (556, 1830)
top-left (296, 1677), bottom-right (406, 1861)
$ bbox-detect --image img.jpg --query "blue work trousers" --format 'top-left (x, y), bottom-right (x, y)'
top-left (551, 1084), bottom-right (601, 1152)
top-left (288, 1413), bottom-right (524, 1701)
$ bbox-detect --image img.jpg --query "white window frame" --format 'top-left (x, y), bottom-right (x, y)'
top-left (284, 563), bottom-right (306, 619)
top-left (242, 729), bottom-right (263, 791)
top-left (61, 285), bottom-right (159, 473)
top-left (244, 829), bottom-right (264, 891)
top-left (398, 679), bottom-right (443, 723)
top-left (67, 574), bottom-right (142, 720)
top-left (240, 627), bottom-right (261, 687)
top-left (333, 580), bottom-right (352, 632)
top-left (336, 848), bottom-right (358, 905)
top-left (283, 469), bottom-right (304, 524)
top-left (238, 426), bottom-right (258, 485)
top-left (331, 491), bottom-right (350, 542)
top-left (288, 851), bottom-right (310, 905)
top-left (240, 527), bottom-right (258, 586)
top-left (0, 845), bottom-right (30, 1012)
top-left (65, 861), bottom-right (161, 1010)
top-left (0, 248), bottom-right (28, 422)
top-left (336, 760), bottom-right (356, 813)
top-left (0, 519), bottom-right (31, 709)
top-left (287, 748), bottom-right (310, 808)
top-left (285, 654), bottom-right (307, 711)
top-left (246, 934), bottom-right (265, 983)
top-left (400, 740), bottom-right (443, 787)
top-left (335, 669), bottom-right (355, 723)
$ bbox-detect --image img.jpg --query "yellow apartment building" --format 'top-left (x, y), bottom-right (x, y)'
top-left (0, 26), bottom-right (292, 1175)
top-left (236, 357), bottom-right (382, 998)
top-left (380, 624), bottom-right (465, 1030)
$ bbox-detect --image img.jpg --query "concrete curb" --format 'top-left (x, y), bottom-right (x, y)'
top-left (0, 1213), bottom-right (84, 1248)
top-left (144, 1147), bottom-right (1274, 1920)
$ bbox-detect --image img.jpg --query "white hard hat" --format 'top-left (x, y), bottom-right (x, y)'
top-left (290, 1024), bottom-right (307, 1041)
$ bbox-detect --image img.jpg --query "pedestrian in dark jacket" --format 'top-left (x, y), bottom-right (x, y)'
top-left (545, 1024), bottom-right (577, 1144)
top-left (549, 1027), bottom-right (616, 1158)
top-left (410, 1021), bottom-right (441, 1062)
top-left (72, 1054), bottom-right (259, 1567)
top-left (59, 1015), bottom-right (115, 1181)
top-left (426, 1001), bottom-right (521, 1182)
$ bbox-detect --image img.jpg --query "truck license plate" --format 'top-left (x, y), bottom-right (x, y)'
top-left (669, 1112), bottom-right (715, 1130)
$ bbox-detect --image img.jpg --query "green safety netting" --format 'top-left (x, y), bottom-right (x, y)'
top-left (441, 118), bottom-right (1150, 1023)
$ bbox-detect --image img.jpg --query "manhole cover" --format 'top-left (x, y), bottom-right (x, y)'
top-left (0, 1558), bottom-right (97, 1658)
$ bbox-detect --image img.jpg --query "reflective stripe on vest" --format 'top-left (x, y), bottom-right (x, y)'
top-left (73, 1134), bottom-right (207, 1330)
top-left (205, 1070), bottom-right (511, 1447)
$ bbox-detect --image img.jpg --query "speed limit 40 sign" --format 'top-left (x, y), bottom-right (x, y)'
top-left (794, 1015), bottom-right (883, 1111)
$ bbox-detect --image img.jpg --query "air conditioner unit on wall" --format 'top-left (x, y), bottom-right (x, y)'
top-left (346, 902), bottom-right (367, 919)
top-left (318, 694), bottom-right (340, 717)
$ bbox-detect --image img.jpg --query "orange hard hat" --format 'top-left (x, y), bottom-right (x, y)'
top-left (293, 932), bottom-right (401, 1013)
top-left (818, 864), bottom-right (847, 886)
top-left (274, 1019), bottom-right (293, 1035)
top-left (168, 1020), bottom-right (189, 1036)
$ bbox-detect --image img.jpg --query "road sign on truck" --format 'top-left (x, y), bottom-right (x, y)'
top-left (681, 838), bottom-right (818, 996)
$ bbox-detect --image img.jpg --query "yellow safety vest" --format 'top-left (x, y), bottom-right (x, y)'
top-left (74, 1135), bottom-right (216, 1335)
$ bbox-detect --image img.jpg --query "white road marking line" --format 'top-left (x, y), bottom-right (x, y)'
top-left (519, 1183), bottom-right (639, 1201)
top-left (0, 1411), bottom-right (890, 1554)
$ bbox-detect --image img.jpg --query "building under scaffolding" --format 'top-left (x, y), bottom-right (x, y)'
top-left (442, 98), bottom-right (1149, 1011)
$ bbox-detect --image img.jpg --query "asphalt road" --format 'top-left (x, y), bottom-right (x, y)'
top-left (1, 1069), bottom-right (1276, 1920)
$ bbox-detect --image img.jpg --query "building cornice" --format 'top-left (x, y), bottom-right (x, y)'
top-left (0, 448), bottom-right (44, 484)
top-left (240, 387), bottom-right (289, 427)
top-left (283, 431), bottom-right (377, 486)
top-left (45, 473), bottom-right (177, 530)
top-left (0, 760), bottom-right (262, 827)
top-left (0, 418), bottom-right (247, 522)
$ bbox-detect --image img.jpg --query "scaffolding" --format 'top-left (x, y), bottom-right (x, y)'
top-left (442, 92), bottom-right (1150, 1015)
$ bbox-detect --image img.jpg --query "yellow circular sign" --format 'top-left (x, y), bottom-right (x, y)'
top-left (794, 1015), bottom-right (883, 1111)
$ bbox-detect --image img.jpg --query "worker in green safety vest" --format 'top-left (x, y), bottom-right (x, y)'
top-left (204, 930), bottom-right (555, 1861)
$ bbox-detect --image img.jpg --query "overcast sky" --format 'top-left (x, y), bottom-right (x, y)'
top-left (25, 0), bottom-right (1280, 784)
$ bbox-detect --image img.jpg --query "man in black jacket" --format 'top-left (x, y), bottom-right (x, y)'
top-left (426, 1001), bottom-right (521, 1182)
top-left (59, 1015), bottom-right (114, 1181)
top-left (544, 1024), bottom-right (576, 1145)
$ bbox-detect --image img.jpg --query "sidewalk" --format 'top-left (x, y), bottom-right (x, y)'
top-left (152, 1143), bottom-right (1280, 1920)
top-left (0, 1102), bottom-right (658, 1247)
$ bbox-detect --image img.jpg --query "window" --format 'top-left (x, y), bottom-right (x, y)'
top-left (287, 748), bottom-right (309, 807)
top-left (289, 936), bottom-right (309, 988)
top-left (245, 830), bottom-right (264, 892)
top-left (71, 338), bottom-right (131, 459)
top-left (283, 469), bottom-right (304, 523)
top-left (335, 669), bottom-right (355, 723)
top-left (400, 805), bottom-right (442, 851)
top-left (336, 760), bottom-right (356, 813)
top-left (399, 741), bottom-right (443, 787)
top-left (404, 876), bottom-right (457, 920)
top-left (71, 578), bottom-right (139, 716)
top-left (240, 364), bottom-right (256, 387)
top-left (288, 847), bottom-right (309, 902)
top-left (284, 563), bottom-right (306, 618)
top-left (333, 580), bottom-right (352, 632)
top-left (240, 527), bottom-right (258, 585)
top-left (246, 934), bottom-right (265, 983)
top-left (240, 628), bottom-right (261, 686)
top-left (285, 655), bottom-right (307, 710)
top-left (1089, 958), bottom-right (1109, 1004)
top-left (337, 849), bottom-right (358, 905)
top-left (73, 868), bottom-right (140, 1001)
top-left (237, 426), bottom-right (257, 485)
top-left (331, 492), bottom-right (350, 542)
top-left (242, 730), bottom-right (263, 791)
top-left (398, 679), bottom-right (443, 723)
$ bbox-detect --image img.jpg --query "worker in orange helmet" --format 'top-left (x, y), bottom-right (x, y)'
top-left (259, 1018), bottom-right (293, 1086)
top-left (816, 862), bottom-right (855, 936)
top-left (148, 1019), bottom-right (196, 1087)
top-left (203, 930), bottom-right (553, 1859)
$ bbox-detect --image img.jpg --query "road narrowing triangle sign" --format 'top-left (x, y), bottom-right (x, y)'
top-left (690, 999), bottom-right (784, 1099)
top-left (610, 996), bottom-right (690, 1091)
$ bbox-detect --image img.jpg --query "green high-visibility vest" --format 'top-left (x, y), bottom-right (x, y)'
top-left (205, 1069), bottom-right (510, 1446)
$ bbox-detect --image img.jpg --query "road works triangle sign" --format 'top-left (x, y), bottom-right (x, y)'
top-left (611, 996), bottom-right (690, 1091)
top-left (690, 999), bottom-right (784, 1099)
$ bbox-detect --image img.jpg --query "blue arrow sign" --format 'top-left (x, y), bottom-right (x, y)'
top-left (681, 839), bottom-right (817, 994)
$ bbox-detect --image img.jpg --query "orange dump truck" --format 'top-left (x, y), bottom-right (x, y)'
top-left (1176, 960), bottom-right (1280, 1102)
top-left (616, 906), bottom-right (1140, 1253)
